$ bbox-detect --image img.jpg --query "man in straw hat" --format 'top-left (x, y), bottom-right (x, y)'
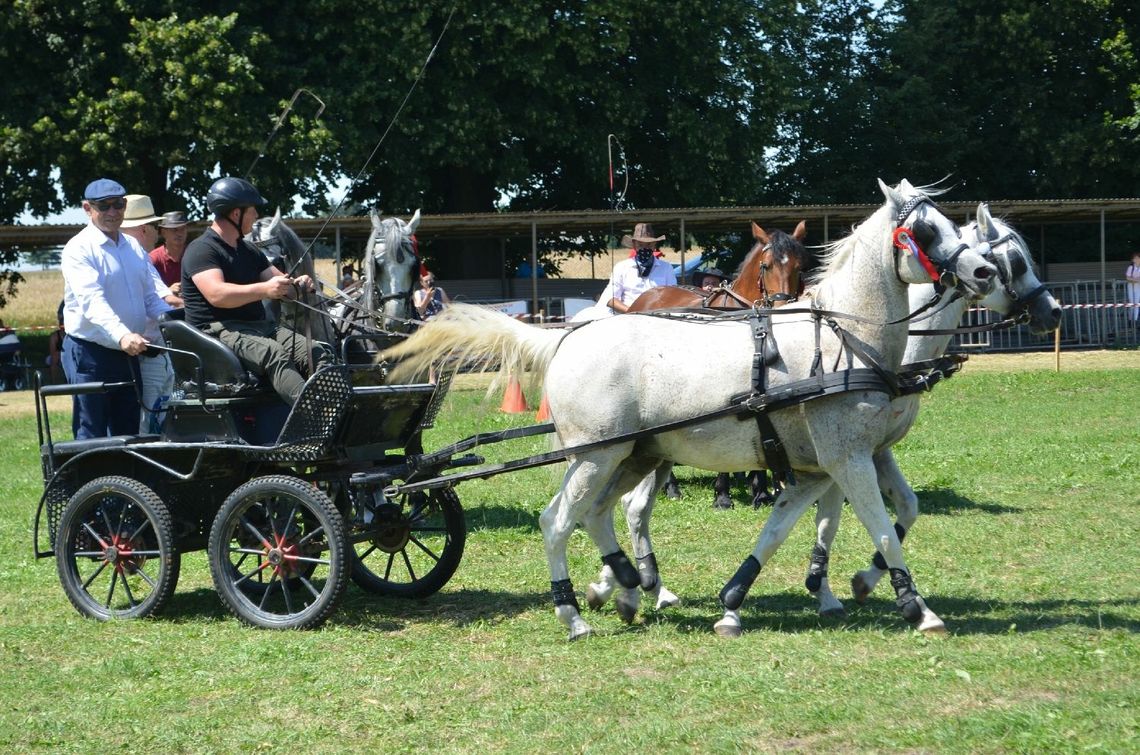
top-left (60, 179), bottom-right (173, 438)
top-left (120, 194), bottom-right (179, 431)
top-left (601, 222), bottom-right (677, 313)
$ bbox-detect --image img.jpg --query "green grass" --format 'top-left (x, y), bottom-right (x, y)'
top-left (0, 367), bottom-right (1137, 753)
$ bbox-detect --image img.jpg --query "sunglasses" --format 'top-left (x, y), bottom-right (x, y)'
top-left (90, 198), bottom-right (127, 212)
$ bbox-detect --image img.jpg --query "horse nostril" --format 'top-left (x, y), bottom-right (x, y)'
top-left (975, 267), bottom-right (993, 279)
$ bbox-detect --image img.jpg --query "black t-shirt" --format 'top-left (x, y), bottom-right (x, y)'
top-left (182, 228), bottom-right (271, 327)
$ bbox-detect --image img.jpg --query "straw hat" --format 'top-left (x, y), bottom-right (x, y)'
top-left (121, 194), bottom-right (162, 228)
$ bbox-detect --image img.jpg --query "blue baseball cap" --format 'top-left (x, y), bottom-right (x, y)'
top-left (83, 178), bottom-right (127, 201)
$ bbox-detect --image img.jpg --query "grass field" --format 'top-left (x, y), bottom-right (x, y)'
top-left (0, 356), bottom-right (1137, 752)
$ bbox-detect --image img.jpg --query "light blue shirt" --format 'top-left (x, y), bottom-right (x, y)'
top-left (62, 223), bottom-right (172, 350)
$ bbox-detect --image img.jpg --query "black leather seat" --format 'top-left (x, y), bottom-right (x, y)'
top-left (158, 310), bottom-right (263, 398)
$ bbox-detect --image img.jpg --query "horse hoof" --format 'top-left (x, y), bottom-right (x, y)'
top-left (664, 483), bottom-right (682, 500)
top-left (751, 492), bottom-right (775, 507)
top-left (712, 494), bottom-right (734, 510)
top-left (918, 616), bottom-right (948, 636)
top-left (615, 598), bottom-right (638, 624)
top-left (713, 619), bottom-right (742, 638)
top-left (568, 626), bottom-right (594, 641)
top-left (851, 573), bottom-right (872, 605)
top-left (585, 585), bottom-right (604, 610)
top-left (655, 587), bottom-right (681, 610)
top-left (820, 606), bottom-right (848, 620)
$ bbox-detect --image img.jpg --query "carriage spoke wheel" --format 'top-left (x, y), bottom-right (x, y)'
top-left (349, 487), bottom-right (465, 598)
top-left (208, 475), bottom-right (347, 629)
top-left (55, 476), bottom-right (180, 620)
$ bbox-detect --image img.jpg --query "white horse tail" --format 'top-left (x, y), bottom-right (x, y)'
top-left (380, 302), bottom-right (564, 384)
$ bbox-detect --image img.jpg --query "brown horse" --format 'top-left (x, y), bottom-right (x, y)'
top-left (627, 220), bottom-right (807, 313)
top-left (626, 221), bottom-right (809, 508)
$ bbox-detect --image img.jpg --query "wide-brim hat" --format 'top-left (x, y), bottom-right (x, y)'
top-left (121, 194), bottom-right (162, 227)
top-left (159, 210), bottom-right (189, 228)
top-left (621, 222), bottom-right (666, 247)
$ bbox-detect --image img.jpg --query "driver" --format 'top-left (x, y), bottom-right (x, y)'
top-left (181, 177), bottom-right (333, 404)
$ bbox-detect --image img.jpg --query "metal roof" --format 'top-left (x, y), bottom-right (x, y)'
top-left (4, 198), bottom-right (1139, 248)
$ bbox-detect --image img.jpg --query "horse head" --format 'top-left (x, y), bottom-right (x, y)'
top-left (744, 220), bottom-right (808, 307)
top-left (245, 207), bottom-right (312, 277)
top-left (878, 179), bottom-right (996, 299)
top-left (364, 209), bottom-right (422, 331)
top-left (971, 204), bottom-right (1061, 334)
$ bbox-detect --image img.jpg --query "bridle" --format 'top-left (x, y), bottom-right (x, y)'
top-left (985, 230), bottom-right (1049, 319)
top-left (891, 196), bottom-right (978, 292)
top-left (369, 223), bottom-right (420, 314)
top-left (755, 242), bottom-right (801, 308)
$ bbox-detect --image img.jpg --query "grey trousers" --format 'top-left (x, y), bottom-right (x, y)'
top-left (205, 320), bottom-right (334, 404)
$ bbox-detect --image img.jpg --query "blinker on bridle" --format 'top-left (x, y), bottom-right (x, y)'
top-left (893, 197), bottom-right (968, 292)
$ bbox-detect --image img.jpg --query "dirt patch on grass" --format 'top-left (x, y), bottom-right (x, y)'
top-left (959, 348), bottom-right (1140, 372)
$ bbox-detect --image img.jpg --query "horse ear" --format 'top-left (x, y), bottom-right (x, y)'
top-left (878, 178), bottom-right (904, 211)
top-left (267, 207), bottom-right (282, 233)
top-left (371, 210), bottom-right (383, 231)
top-left (793, 220), bottom-right (807, 241)
top-left (976, 203), bottom-right (999, 242)
top-left (751, 221), bottom-right (770, 244)
top-left (407, 209), bottom-right (421, 234)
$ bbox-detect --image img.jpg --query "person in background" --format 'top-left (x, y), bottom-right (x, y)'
top-left (61, 179), bottom-right (172, 438)
top-left (46, 300), bottom-right (65, 384)
top-left (413, 271), bottom-right (450, 320)
top-left (121, 194), bottom-right (178, 432)
top-left (181, 176), bottom-right (333, 406)
top-left (692, 268), bottom-right (729, 291)
top-left (604, 222), bottom-right (677, 313)
top-left (150, 210), bottom-right (191, 296)
top-left (1126, 251), bottom-right (1140, 323)
top-left (340, 263), bottom-right (358, 292)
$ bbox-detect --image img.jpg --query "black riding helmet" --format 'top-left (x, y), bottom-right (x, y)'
top-left (206, 177), bottom-right (267, 216)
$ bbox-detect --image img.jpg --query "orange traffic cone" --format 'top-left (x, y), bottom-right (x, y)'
top-left (499, 374), bottom-right (529, 413)
top-left (535, 392), bottom-right (551, 421)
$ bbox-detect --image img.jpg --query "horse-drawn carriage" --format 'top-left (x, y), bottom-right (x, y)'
top-left (31, 183), bottom-right (1062, 639)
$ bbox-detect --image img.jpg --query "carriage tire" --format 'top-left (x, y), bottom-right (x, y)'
top-left (208, 475), bottom-right (347, 630)
top-left (350, 487), bottom-right (465, 599)
top-left (55, 476), bottom-right (180, 621)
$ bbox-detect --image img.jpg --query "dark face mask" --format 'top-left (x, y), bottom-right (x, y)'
top-left (635, 247), bottom-right (655, 277)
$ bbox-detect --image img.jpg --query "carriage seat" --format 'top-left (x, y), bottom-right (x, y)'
top-left (158, 310), bottom-right (266, 399)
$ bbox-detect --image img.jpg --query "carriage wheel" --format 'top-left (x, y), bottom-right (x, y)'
top-left (208, 475), bottom-right (347, 630)
top-left (55, 476), bottom-right (180, 620)
top-left (349, 487), bottom-right (465, 598)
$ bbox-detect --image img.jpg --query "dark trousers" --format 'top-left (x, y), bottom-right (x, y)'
top-left (205, 320), bottom-right (334, 404)
top-left (62, 335), bottom-right (140, 439)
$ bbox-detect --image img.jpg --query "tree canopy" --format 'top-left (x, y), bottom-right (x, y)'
top-left (1, 0), bottom-right (1138, 284)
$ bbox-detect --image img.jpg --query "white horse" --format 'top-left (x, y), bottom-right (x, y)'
top-left (585, 204), bottom-right (1064, 619)
top-left (327, 209), bottom-right (423, 338)
top-left (382, 179), bottom-right (998, 640)
top-left (805, 205), bottom-right (1062, 618)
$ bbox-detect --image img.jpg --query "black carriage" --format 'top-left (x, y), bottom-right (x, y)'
top-left (32, 314), bottom-right (466, 629)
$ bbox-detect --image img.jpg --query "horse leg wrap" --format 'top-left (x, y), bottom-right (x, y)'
top-left (720, 556), bottom-right (762, 610)
top-left (805, 544), bottom-right (829, 593)
top-left (871, 523), bottom-right (908, 570)
top-left (889, 568), bottom-right (923, 625)
top-left (602, 551), bottom-right (640, 589)
top-left (636, 553), bottom-right (660, 591)
top-left (551, 579), bottom-right (580, 612)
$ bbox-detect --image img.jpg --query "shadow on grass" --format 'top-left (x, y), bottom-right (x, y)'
top-left (914, 488), bottom-right (1022, 516)
top-left (655, 592), bottom-right (1139, 636)
top-left (464, 504), bottom-right (541, 532)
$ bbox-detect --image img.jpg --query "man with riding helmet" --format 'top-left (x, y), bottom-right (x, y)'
top-left (181, 177), bottom-right (333, 405)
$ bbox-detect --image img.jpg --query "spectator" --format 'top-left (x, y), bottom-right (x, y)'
top-left (340, 263), bottom-right (358, 291)
top-left (692, 268), bottom-right (729, 291)
top-left (121, 194), bottom-right (177, 432)
top-left (61, 178), bottom-right (172, 438)
top-left (413, 271), bottom-right (450, 320)
top-left (46, 300), bottom-right (65, 384)
top-left (181, 177), bottom-right (333, 405)
top-left (150, 210), bottom-right (191, 295)
top-left (1126, 251), bottom-right (1140, 323)
top-left (605, 222), bottom-right (677, 313)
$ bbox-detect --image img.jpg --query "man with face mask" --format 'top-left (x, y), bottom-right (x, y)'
top-left (602, 223), bottom-right (677, 313)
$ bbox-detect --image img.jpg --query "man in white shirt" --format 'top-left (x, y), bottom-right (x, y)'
top-left (61, 179), bottom-right (172, 438)
top-left (605, 222), bottom-right (677, 313)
